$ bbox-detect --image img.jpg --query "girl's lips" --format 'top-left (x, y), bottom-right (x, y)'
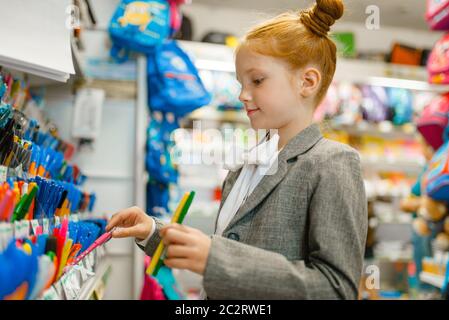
top-left (246, 108), bottom-right (260, 116)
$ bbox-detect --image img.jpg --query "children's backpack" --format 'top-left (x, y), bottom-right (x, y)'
top-left (108, 0), bottom-right (171, 62)
top-left (423, 141), bottom-right (449, 201)
top-left (145, 112), bottom-right (179, 184)
top-left (146, 178), bottom-right (170, 217)
top-left (387, 88), bottom-right (413, 125)
top-left (427, 33), bottom-right (449, 84)
top-left (147, 40), bottom-right (211, 116)
top-left (417, 93), bottom-right (449, 151)
top-left (426, 0), bottom-right (449, 30)
top-left (360, 85), bottom-right (390, 123)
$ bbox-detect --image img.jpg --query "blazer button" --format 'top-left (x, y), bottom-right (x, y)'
top-left (227, 232), bottom-right (240, 241)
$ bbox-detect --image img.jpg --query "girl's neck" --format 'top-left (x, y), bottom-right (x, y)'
top-left (277, 115), bottom-right (313, 150)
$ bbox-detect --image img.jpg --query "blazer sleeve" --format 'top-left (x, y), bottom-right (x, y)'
top-left (135, 217), bottom-right (167, 257)
top-left (202, 150), bottom-right (368, 299)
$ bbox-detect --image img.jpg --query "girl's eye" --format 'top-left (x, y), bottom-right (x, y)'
top-left (253, 78), bottom-right (264, 86)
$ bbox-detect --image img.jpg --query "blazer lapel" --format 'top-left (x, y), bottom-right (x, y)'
top-left (222, 123), bottom-right (323, 234)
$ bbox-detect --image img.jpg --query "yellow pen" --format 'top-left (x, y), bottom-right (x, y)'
top-left (56, 238), bottom-right (73, 280)
top-left (146, 192), bottom-right (190, 276)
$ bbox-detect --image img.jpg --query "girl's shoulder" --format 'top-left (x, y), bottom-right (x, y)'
top-left (291, 137), bottom-right (362, 178)
top-left (310, 137), bottom-right (361, 162)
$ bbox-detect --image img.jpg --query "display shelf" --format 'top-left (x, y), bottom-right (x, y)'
top-left (419, 272), bottom-right (445, 289)
top-left (360, 156), bottom-right (424, 174)
top-left (328, 121), bottom-right (417, 140)
top-left (180, 41), bottom-right (449, 93)
top-left (187, 106), bottom-right (248, 124)
top-left (334, 58), bottom-right (449, 92)
top-left (76, 259), bottom-right (112, 300)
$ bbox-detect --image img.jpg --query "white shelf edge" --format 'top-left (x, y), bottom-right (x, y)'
top-left (77, 260), bottom-right (112, 300)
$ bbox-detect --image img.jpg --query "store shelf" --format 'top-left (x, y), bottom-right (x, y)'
top-left (187, 106), bottom-right (248, 124)
top-left (180, 41), bottom-right (449, 93)
top-left (335, 58), bottom-right (449, 93)
top-left (419, 272), bottom-right (445, 289)
top-left (361, 156), bottom-right (424, 174)
top-left (76, 260), bottom-right (112, 300)
top-left (329, 121), bottom-right (417, 140)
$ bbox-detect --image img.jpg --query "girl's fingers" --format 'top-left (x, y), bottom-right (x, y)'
top-left (164, 258), bottom-right (190, 270)
top-left (107, 208), bottom-right (135, 231)
top-left (106, 212), bottom-right (125, 231)
top-left (160, 223), bottom-right (198, 236)
top-left (112, 225), bottom-right (142, 239)
top-left (162, 228), bottom-right (193, 245)
top-left (166, 244), bottom-right (193, 259)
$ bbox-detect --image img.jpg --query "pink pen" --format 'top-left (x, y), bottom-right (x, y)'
top-left (70, 228), bottom-right (115, 266)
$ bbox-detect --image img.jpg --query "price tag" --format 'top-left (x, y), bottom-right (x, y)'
top-left (79, 265), bottom-right (95, 282)
top-left (41, 286), bottom-right (62, 300)
top-left (21, 220), bottom-right (30, 238)
top-left (0, 166), bottom-right (7, 183)
top-left (14, 221), bottom-right (21, 239)
top-left (62, 270), bottom-right (82, 300)
top-left (53, 281), bottom-right (66, 300)
top-left (54, 216), bottom-right (61, 227)
top-left (3, 223), bottom-right (13, 245)
top-left (0, 223), bottom-right (7, 251)
top-left (15, 164), bottom-right (23, 179)
top-left (31, 219), bottom-right (40, 235)
top-left (43, 219), bottom-right (49, 234)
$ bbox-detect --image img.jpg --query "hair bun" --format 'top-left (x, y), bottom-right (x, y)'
top-left (299, 0), bottom-right (344, 37)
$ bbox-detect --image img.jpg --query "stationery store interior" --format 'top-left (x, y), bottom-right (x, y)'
top-left (3, 0), bottom-right (449, 301)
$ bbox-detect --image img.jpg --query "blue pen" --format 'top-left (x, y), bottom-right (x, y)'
top-left (88, 193), bottom-right (96, 212)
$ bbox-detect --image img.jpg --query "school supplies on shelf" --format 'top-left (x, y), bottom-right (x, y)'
top-left (146, 191), bottom-right (195, 277)
top-left (0, 179), bottom-right (96, 223)
top-left (0, 216), bottom-right (108, 300)
top-left (0, 110), bottom-right (81, 184)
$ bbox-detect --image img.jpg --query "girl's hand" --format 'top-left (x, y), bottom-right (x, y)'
top-left (160, 223), bottom-right (211, 275)
top-left (106, 206), bottom-right (153, 241)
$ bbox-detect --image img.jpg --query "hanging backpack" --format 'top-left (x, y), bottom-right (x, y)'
top-left (426, 0), bottom-right (449, 30)
top-left (428, 33), bottom-right (449, 84)
top-left (417, 93), bottom-right (449, 151)
top-left (387, 87), bottom-right (413, 125)
top-left (108, 0), bottom-right (171, 62)
top-left (145, 112), bottom-right (179, 184)
top-left (360, 85), bottom-right (390, 123)
top-left (146, 178), bottom-right (170, 217)
top-left (423, 141), bottom-right (449, 201)
top-left (147, 40), bottom-right (211, 116)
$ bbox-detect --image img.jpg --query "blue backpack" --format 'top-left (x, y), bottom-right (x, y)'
top-left (387, 88), bottom-right (413, 125)
top-left (109, 0), bottom-right (171, 62)
top-left (147, 40), bottom-right (212, 116)
top-left (145, 112), bottom-right (179, 184)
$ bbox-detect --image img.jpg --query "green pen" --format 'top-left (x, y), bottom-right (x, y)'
top-left (12, 185), bottom-right (38, 222)
top-left (153, 191), bottom-right (195, 276)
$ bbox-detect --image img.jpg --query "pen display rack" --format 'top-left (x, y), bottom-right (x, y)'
top-left (40, 242), bottom-right (111, 300)
top-left (0, 68), bottom-right (110, 300)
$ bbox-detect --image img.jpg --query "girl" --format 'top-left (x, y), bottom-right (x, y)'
top-left (107, 0), bottom-right (368, 299)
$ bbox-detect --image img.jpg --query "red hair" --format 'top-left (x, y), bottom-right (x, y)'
top-left (238, 0), bottom-right (344, 104)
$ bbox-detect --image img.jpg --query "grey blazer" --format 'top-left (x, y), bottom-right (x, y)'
top-left (140, 123), bottom-right (368, 300)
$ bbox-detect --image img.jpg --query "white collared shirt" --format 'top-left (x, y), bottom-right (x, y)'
top-left (215, 133), bottom-right (280, 236)
top-left (137, 133), bottom-right (280, 243)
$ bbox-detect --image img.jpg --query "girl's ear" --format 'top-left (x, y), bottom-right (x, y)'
top-left (298, 67), bottom-right (321, 98)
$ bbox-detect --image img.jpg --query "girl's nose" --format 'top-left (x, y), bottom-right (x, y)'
top-left (239, 88), bottom-right (252, 103)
